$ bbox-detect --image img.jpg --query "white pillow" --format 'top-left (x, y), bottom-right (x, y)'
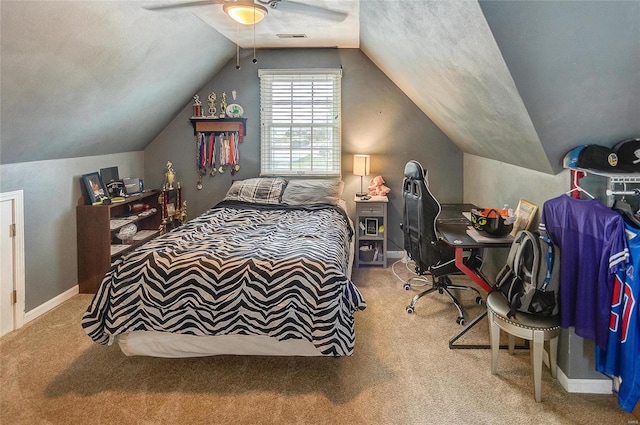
top-left (281, 179), bottom-right (345, 206)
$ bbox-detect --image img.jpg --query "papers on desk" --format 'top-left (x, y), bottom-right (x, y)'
top-left (462, 212), bottom-right (471, 221)
top-left (466, 227), bottom-right (514, 244)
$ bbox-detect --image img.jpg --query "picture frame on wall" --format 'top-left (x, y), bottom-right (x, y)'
top-left (510, 199), bottom-right (538, 236)
top-left (81, 172), bottom-right (109, 205)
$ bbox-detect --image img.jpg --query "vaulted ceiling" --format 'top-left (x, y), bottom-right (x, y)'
top-left (1, 1), bottom-right (639, 174)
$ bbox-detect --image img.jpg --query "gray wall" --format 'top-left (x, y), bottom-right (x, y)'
top-left (145, 48), bottom-right (464, 253)
top-left (0, 152), bottom-right (144, 310)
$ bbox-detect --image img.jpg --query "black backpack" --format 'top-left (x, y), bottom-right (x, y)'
top-left (495, 230), bottom-right (560, 318)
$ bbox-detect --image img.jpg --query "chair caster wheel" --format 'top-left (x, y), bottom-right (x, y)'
top-left (475, 296), bottom-right (483, 305)
top-left (406, 306), bottom-right (415, 314)
top-left (456, 317), bottom-right (465, 325)
top-left (404, 283), bottom-right (411, 290)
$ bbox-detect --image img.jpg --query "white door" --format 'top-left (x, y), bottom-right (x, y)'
top-left (0, 198), bottom-right (15, 336)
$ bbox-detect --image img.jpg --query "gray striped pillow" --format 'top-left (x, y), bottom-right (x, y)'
top-left (224, 177), bottom-right (286, 204)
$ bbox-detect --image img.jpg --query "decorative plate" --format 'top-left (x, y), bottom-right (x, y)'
top-left (225, 103), bottom-right (244, 118)
top-left (117, 223), bottom-right (137, 241)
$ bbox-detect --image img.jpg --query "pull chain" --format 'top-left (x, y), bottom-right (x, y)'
top-left (252, 7), bottom-right (257, 64)
top-left (235, 23), bottom-right (241, 70)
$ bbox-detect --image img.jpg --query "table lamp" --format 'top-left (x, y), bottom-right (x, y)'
top-left (353, 154), bottom-right (370, 197)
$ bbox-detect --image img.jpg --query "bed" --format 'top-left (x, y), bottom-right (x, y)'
top-left (81, 178), bottom-right (366, 357)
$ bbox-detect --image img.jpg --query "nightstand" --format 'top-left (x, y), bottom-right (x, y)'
top-left (354, 195), bottom-right (388, 268)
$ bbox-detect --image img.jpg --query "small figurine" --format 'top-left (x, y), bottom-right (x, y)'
top-left (207, 92), bottom-right (217, 118)
top-left (368, 175), bottom-right (391, 196)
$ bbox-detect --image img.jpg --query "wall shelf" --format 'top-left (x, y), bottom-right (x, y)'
top-left (566, 166), bottom-right (640, 205)
top-left (565, 165), bottom-right (640, 180)
top-left (189, 117), bottom-right (247, 136)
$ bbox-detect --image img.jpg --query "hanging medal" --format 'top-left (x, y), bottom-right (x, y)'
top-left (233, 131), bottom-right (240, 173)
top-left (196, 132), bottom-right (206, 190)
top-left (229, 132), bottom-right (236, 175)
top-left (208, 132), bottom-right (217, 176)
top-left (218, 133), bottom-right (229, 173)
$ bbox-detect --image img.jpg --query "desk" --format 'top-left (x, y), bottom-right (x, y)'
top-left (438, 204), bottom-right (513, 349)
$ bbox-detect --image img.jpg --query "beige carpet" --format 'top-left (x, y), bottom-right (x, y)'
top-left (1, 265), bottom-right (634, 424)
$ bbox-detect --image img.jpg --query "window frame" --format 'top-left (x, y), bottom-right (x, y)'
top-left (259, 68), bottom-right (342, 177)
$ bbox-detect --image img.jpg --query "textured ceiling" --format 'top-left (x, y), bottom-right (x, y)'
top-left (360, 0), bottom-right (553, 174)
top-left (1, 1), bottom-right (638, 174)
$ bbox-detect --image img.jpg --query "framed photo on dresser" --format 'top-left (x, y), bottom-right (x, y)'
top-left (81, 172), bottom-right (109, 205)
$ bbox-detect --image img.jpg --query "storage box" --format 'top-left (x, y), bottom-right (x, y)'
top-left (359, 246), bottom-right (375, 262)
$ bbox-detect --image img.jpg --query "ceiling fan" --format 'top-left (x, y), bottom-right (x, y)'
top-left (144, 0), bottom-right (349, 24)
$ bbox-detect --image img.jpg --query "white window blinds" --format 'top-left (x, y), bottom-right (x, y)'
top-left (259, 69), bottom-right (342, 177)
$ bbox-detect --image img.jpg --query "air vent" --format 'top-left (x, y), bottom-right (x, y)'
top-left (276, 34), bottom-right (308, 39)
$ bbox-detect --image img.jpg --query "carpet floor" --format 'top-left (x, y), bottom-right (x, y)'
top-left (0, 264), bottom-right (635, 424)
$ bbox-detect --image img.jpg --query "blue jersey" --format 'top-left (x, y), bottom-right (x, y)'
top-left (596, 222), bottom-right (640, 413)
top-left (540, 195), bottom-right (629, 349)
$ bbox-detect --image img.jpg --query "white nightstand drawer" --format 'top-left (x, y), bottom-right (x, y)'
top-left (358, 204), bottom-right (384, 215)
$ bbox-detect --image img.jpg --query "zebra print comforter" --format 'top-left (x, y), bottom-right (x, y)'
top-left (81, 201), bottom-right (366, 356)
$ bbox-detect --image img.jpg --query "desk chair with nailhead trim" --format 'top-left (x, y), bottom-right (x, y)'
top-left (486, 291), bottom-right (561, 402)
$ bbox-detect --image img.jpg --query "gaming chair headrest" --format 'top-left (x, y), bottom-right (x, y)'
top-left (404, 160), bottom-right (426, 181)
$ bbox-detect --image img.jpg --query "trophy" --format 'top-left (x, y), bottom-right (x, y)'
top-left (207, 92), bottom-right (217, 118)
top-left (192, 94), bottom-right (203, 118)
top-left (219, 92), bottom-right (227, 118)
top-left (164, 161), bottom-right (176, 190)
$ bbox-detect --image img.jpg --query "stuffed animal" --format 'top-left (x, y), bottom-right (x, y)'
top-left (368, 175), bottom-right (391, 196)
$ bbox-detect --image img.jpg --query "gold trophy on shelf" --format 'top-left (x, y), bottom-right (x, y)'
top-left (164, 161), bottom-right (176, 190)
top-left (159, 165), bottom-right (187, 235)
top-left (207, 92), bottom-right (217, 118)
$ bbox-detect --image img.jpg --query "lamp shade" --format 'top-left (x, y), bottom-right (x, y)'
top-left (353, 154), bottom-right (371, 177)
top-left (223, 2), bottom-right (268, 25)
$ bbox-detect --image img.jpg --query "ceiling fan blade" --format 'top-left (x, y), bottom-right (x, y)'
top-left (272, 1), bottom-right (348, 22)
top-left (143, 0), bottom-right (223, 11)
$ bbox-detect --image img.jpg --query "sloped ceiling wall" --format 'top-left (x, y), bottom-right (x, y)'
top-left (359, 0), bottom-right (639, 174)
top-left (360, 0), bottom-right (553, 174)
top-left (1, 1), bottom-right (638, 173)
top-left (0, 1), bottom-right (235, 164)
top-left (479, 0), bottom-right (640, 172)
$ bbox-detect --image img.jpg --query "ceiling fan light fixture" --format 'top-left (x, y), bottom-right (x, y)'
top-left (223, 2), bottom-right (268, 25)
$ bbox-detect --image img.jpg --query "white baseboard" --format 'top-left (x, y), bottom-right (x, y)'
top-left (24, 285), bottom-right (79, 324)
top-left (387, 250), bottom-right (405, 259)
top-left (557, 366), bottom-right (613, 394)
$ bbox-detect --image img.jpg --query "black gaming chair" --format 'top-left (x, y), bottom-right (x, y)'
top-left (401, 160), bottom-right (483, 325)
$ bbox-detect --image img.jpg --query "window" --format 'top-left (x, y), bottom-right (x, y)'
top-left (259, 69), bottom-right (342, 177)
